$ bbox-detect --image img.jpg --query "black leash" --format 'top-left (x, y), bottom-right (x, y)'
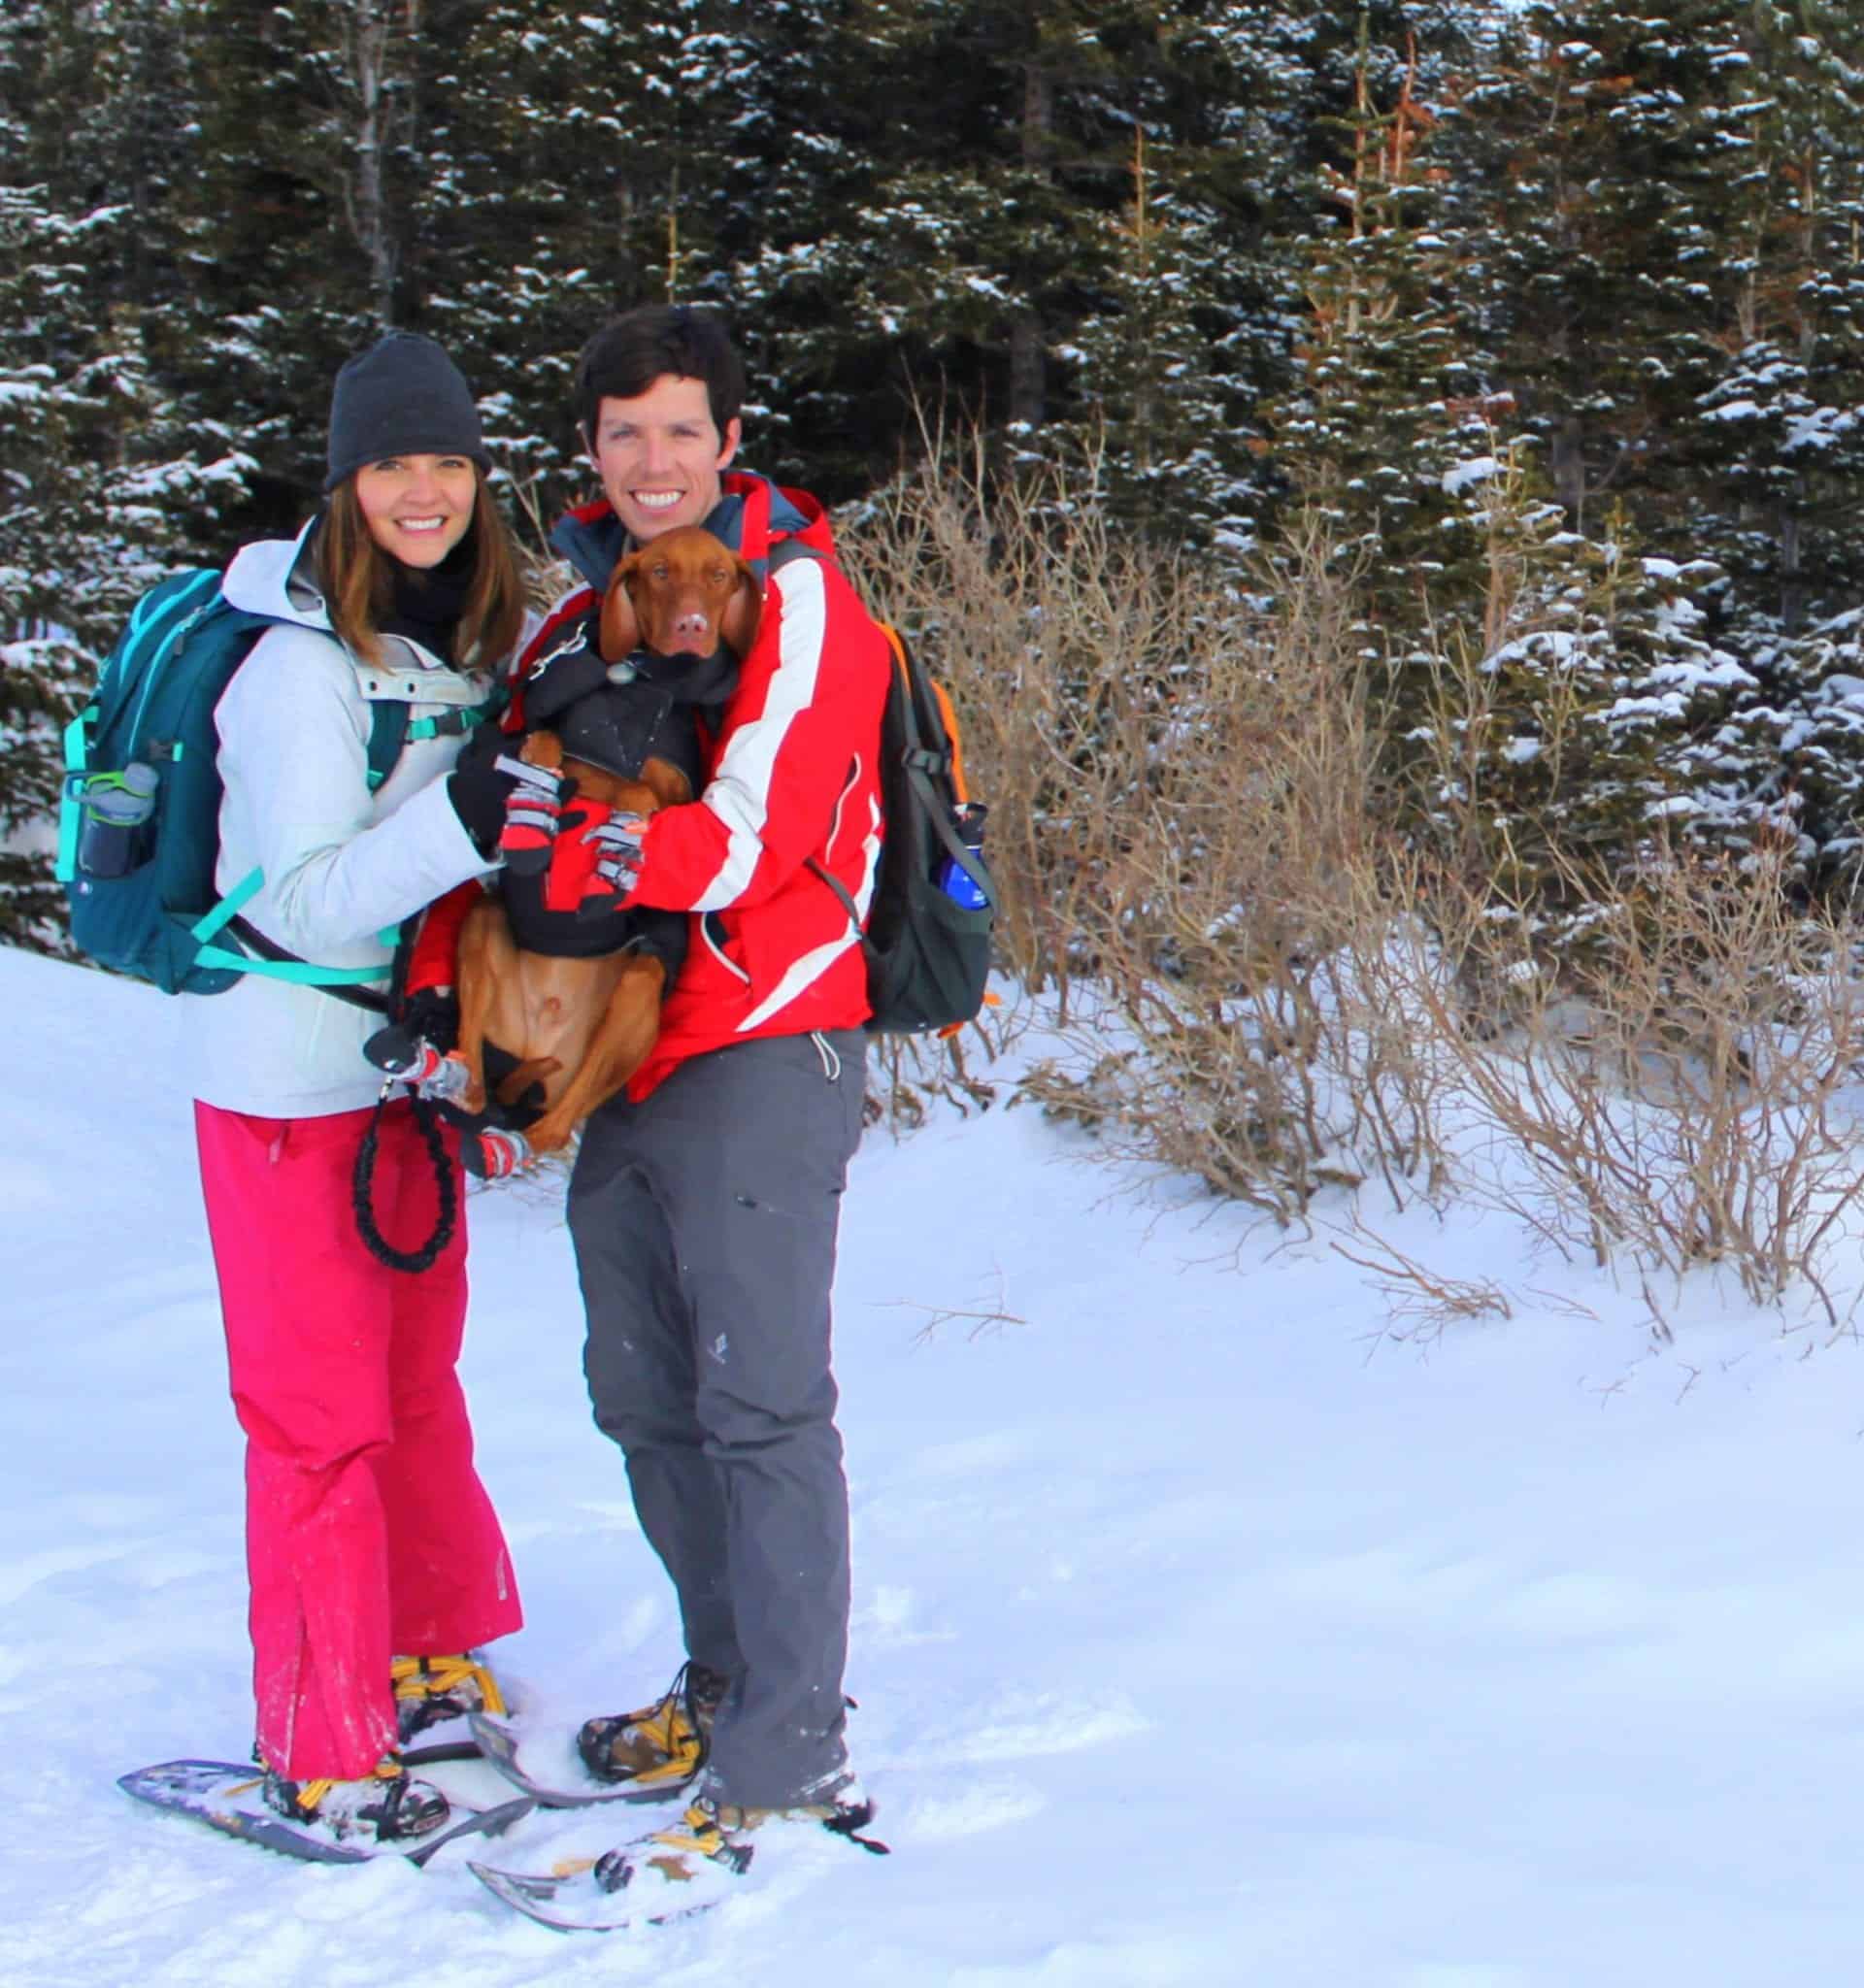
top-left (231, 917), bottom-right (450, 1268)
top-left (351, 1088), bottom-right (458, 1275)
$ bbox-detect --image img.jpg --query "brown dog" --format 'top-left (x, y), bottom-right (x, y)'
top-left (450, 527), bottom-right (760, 1158)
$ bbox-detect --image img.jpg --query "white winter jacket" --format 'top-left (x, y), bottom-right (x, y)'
top-left (179, 521), bottom-right (534, 1117)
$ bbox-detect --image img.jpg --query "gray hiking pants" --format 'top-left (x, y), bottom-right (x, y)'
top-left (566, 1029), bottom-right (867, 1808)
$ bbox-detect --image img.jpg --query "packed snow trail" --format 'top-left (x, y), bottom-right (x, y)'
top-left (6, 946), bottom-right (1864, 1986)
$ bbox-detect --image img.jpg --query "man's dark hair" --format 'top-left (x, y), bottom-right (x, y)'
top-left (574, 305), bottom-right (747, 445)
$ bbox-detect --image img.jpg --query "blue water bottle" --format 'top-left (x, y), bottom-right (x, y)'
top-left (939, 803), bottom-right (990, 911)
top-left (79, 762), bottom-right (159, 878)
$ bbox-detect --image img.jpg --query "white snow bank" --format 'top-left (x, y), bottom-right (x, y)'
top-left (3, 948), bottom-right (1864, 1985)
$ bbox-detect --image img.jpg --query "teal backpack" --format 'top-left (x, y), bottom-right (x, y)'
top-left (58, 568), bottom-right (436, 998)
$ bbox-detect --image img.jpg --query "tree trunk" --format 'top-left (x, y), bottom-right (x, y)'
top-left (1010, 52), bottom-right (1052, 429)
top-left (337, 0), bottom-right (418, 325)
top-left (1550, 413), bottom-right (1586, 528)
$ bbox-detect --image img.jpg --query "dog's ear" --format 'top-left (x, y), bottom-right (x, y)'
top-left (600, 551), bottom-right (644, 663)
top-left (721, 555), bottom-right (762, 659)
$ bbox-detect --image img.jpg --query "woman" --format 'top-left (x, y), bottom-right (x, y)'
top-left (185, 332), bottom-right (536, 1844)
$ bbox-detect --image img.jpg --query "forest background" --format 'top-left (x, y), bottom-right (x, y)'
top-left (12, 1), bottom-right (1864, 1292)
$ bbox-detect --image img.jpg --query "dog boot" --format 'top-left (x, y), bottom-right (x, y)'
top-left (366, 1031), bottom-right (473, 1105)
top-left (574, 809), bottom-right (648, 918)
top-left (497, 756), bottom-right (565, 876)
top-left (466, 1127), bottom-right (534, 1180)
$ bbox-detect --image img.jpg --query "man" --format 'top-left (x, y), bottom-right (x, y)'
top-left (508, 304), bottom-right (890, 1886)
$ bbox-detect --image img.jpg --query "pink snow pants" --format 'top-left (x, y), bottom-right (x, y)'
top-left (194, 1098), bottom-right (521, 1780)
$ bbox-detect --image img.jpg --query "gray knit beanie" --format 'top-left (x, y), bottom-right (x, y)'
top-left (324, 332), bottom-right (490, 492)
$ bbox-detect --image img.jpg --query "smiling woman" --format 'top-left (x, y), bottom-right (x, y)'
top-left (175, 329), bottom-right (543, 1853)
top-left (353, 454), bottom-right (481, 566)
top-left (312, 338), bottom-right (524, 672)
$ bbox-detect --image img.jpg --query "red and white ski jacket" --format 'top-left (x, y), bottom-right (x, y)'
top-left (513, 472), bottom-right (891, 1098)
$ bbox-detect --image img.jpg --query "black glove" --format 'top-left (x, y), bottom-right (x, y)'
top-left (400, 983), bottom-right (462, 1053)
top-left (447, 745), bottom-right (532, 858)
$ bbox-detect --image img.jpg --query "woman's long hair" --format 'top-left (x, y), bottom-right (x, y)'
top-left (317, 471), bottom-right (526, 671)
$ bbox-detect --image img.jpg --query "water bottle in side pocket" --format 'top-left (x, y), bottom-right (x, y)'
top-left (78, 762), bottom-right (160, 879)
top-left (938, 802), bottom-right (990, 911)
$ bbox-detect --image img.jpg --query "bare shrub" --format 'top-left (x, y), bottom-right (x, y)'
top-left (840, 421), bottom-right (1245, 1015)
top-left (845, 440), bottom-right (1458, 1214)
top-left (863, 1020), bottom-right (1005, 1135)
top-left (1394, 837), bottom-right (1864, 1316)
top-left (501, 471), bottom-right (577, 609)
top-left (1325, 1210), bottom-right (1515, 1348)
top-left (843, 428), bottom-right (1864, 1320)
top-left (1008, 582), bottom-right (1454, 1220)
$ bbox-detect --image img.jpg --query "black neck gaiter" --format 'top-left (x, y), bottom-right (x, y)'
top-left (379, 528), bottom-right (478, 663)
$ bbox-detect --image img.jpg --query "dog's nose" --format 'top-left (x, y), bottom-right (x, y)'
top-left (670, 610), bottom-right (712, 646)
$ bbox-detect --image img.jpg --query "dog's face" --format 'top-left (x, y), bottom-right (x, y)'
top-left (600, 525), bottom-right (760, 665)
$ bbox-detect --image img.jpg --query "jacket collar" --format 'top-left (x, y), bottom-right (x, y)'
top-left (548, 470), bottom-right (816, 596)
top-left (219, 516), bottom-right (462, 676)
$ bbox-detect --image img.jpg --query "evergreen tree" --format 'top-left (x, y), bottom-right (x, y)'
top-left (415, 0), bottom-right (715, 525)
top-left (1, 5), bottom-right (245, 948)
top-left (1262, 5), bottom-right (1506, 610)
top-left (1691, 5), bottom-right (1864, 639)
top-left (172, 0), bottom-right (412, 530)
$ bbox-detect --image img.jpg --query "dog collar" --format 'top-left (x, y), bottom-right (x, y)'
top-left (608, 645), bottom-right (741, 708)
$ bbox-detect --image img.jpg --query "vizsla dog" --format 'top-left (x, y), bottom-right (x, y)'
top-left (450, 526), bottom-right (759, 1157)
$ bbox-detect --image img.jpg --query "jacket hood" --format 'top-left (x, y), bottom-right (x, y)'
top-left (549, 470), bottom-right (817, 596)
top-left (220, 519), bottom-right (331, 629)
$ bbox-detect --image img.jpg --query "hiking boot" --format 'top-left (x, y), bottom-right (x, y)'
top-left (261, 1756), bottom-right (450, 1844)
top-left (589, 1781), bottom-right (886, 1893)
top-left (576, 1660), bottom-right (729, 1797)
top-left (392, 1649), bottom-right (507, 1742)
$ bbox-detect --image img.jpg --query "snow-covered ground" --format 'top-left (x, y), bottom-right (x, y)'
top-left (6, 944), bottom-right (1864, 1987)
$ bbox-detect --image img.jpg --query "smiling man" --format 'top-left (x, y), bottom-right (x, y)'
top-left (587, 371), bottom-right (739, 539)
top-left (500, 305), bottom-right (892, 1891)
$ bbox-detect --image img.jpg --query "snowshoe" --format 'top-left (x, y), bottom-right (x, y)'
top-left (469, 1782), bottom-right (884, 1931)
top-left (118, 1757), bottom-right (532, 1866)
top-left (263, 1754), bottom-right (450, 1844)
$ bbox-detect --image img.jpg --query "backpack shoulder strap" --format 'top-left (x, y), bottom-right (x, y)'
top-left (366, 701), bottom-right (409, 791)
top-left (376, 693), bottom-right (498, 790)
top-left (766, 536), bottom-right (823, 579)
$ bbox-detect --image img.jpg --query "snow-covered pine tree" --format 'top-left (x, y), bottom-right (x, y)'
top-left (719, 0), bottom-right (1113, 495)
top-left (1665, 5), bottom-right (1864, 878)
top-left (1251, 4), bottom-right (1754, 938)
top-left (413, 0), bottom-right (726, 529)
top-left (1461, 0), bottom-right (1864, 879)
top-left (676, 0), bottom-right (915, 499)
top-left (1043, 9), bottom-right (1295, 549)
top-left (172, 0), bottom-right (442, 532)
top-left (1261, 5), bottom-right (1501, 613)
top-left (1, 3), bottom-right (246, 950)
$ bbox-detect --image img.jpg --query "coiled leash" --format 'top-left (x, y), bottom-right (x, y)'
top-left (351, 1086), bottom-right (458, 1275)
